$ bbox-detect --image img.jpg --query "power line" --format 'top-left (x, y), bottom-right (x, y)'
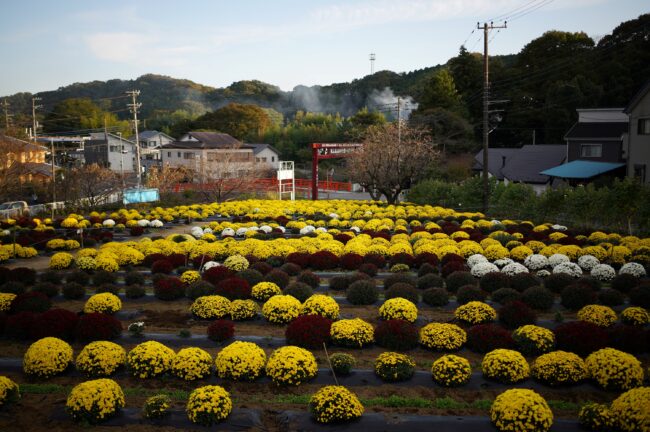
top-left (486, 0), bottom-right (542, 22)
top-left (506, 0), bottom-right (555, 22)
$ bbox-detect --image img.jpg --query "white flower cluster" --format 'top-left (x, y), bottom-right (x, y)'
top-left (551, 224), bottom-right (567, 231)
top-left (236, 227), bottom-right (249, 237)
top-left (202, 261), bottom-right (221, 271)
top-left (548, 253), bottom-right (570, 268)
top-left (552, 262), bottom-right (583, 277)
top-left (501, 262), bottom-right (529, 276)
top-left (471, 262), bottom-right (499, 278)
top-left (137, 219), bottom-right (150, 227)
top-left (259, 225), bottom-right (273, 234)
top-left (221, 227), bottom-right (235, 237)
top-left (590, 264), bottom-right (616, 282)
top-left (102, 219), bottom-right (116, 227)
top-left (536, 270), bottom-right (551, 278)
top-left (577, 255), bottom-right (600, 271)
top-left (350, 226), bottom-right (361, 233)
top-left (619, 262), bottom-right (646, 278)
top-left (329, 213), bottom-right (339, 219)
top-left (490, 220), bottom-right (501, 225)
top-left (315, 227), bottom-right (328, 233)
top-left (150, 219), bottom-right (163, 228)
top-left (467, 254), bottom-right (488, 269)
top-left (524, 254), bottom-right (549, 271)
top-left (300, 225), bottom-right (316, 235)
top-left (493, 258), bottom-right (514, 268)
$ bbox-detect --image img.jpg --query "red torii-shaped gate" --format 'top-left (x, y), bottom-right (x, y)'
top-left (311, 143), bottom-right (361, 200)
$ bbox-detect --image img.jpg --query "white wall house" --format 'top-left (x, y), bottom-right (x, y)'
top-left (86, 132), bottom-right (136, 173)
top-left (249, 144), bottom-right (281, 169)
top-left (138, 130), bottom-right (174, 161)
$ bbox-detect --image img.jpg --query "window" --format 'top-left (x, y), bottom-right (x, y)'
top-left (580, 144), bottom-right (602, 158)
top-left (639, 118), bottom-right (650, 135)
top-left (177, 152), bottom-right (181, 158)
top-left (109, 145), bottom-right (119, 152)
top-left (183, 152), bottom-right (195, 160)
top-left (256, 157), bottom-right (260, 162)
top-left (167, 151), bottom-right (171, 158)
top-left (272, 156), bottom-right (275, 162)
top-left (207, 152), bottom-right (217, 161)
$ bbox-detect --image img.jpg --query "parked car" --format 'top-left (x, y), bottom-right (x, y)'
top-left (0, 201), bottom-right (30, 218)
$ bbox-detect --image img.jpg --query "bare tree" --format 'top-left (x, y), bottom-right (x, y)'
top-left (198, 150), bottom-right (266, 202)
top-left (63, 164), bottom-right (120, 210)
top-left (146, 164), bottom-right (190, 193)
top-left (347, 123), bottom-right (438, 204)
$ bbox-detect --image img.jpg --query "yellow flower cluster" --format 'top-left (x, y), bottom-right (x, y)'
top-left (532, 351), bottom-right (588, 386)
top-left (172, 347), bottom-right (213, 381)
top-left (95, 254), bottom-right (119, 272)
top-left (510, 245), bottom-right (533, 261)
top-left (330, 318), bottom-right (374, 348)
top-left (262, 295), bottom-right (301, 324)
top-left (23, 337), bottom-right (73, 378)
top-left (215, 341), bottom-right (267, 381)
top-left (419, 323), bottom-right (467, 351)
top-left (301, 294), bottom-right (340, 320)
top-left (84, 292), bottom-right (122, 314)
top-left (378, 297), bottom-right (418, 323)
top-left (512, 325), bottom-right (555, 355)
top-left (482, 349), bottom-right (530, 384)
top-left (49, 252), bottom-right (74, 269)
top-left (180, 270), bottom-right (201, 285)
top-left (0, 293), bottom-right (16, 312)
top-left (127, 341), bottom-right (176, 378)
top-left (223, 254), bottom-right (249, 271)
top-left (309, 385), bottom-right (364, 424)
top-left (186, 385), bottom-right (232, 425)
top-left (266, 346), bottom-right (318, 386)
top-left (621, 307), bottom-right (650, 326)
top-left (609, 386), bottom-right (650, 432)
top-left (577, 305), bottom-right (617, 327)
top-left (490, 389), bottom-right (553, 432)
top-left (579, 402), bottom-right (614, 431)
top-left (76, 341), bottom-right (126, 377)
top-left (431, 354), bottom-right (472, 387)
top-left (455, 301), bottom-right (497, 325)
top-left (585, 348), bottom-right (644, 390)
top-left (251, 282), bottom-right (282, 302)
top-left (66, 378), bottom-right (125, 424)
top-left (230, 299), bottom-right (259, 320)
top-left (374, 351), bottom-right (416, 382)
top-left (0, 376), bottom-right (19, 407)
top-left (143, 394), bottom-right (171, 419)
top-left (190, 295), bottom-right (231, 319)
top-left (75, 256), bottom-right (96, 271)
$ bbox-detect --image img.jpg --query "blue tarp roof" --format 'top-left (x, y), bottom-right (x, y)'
top-left (540, 160), bottom-right (626, 179)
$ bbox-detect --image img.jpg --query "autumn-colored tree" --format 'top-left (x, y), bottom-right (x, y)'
top-left (60, 164), bottom-right (120, 210)
top-left (146, 164), bottom-right (190, 193)
top-left (191, 103), bottom-right (271, 142)
top-left (197, 149), bottom-right (267, 203)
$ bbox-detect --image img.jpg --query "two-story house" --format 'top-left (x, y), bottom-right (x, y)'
top-left (249, 144), bottom-right (281, 170)
top-left (625, 80), bottom-right (650, 183)
top-left (0, 134), bottom-right (53, 183)
top-left (85, 133), bottom-right (136, 173)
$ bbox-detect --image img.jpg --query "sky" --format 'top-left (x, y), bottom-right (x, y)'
top-left (0, 0), bottom-right (648, 96)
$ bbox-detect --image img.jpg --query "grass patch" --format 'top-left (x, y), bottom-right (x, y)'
top-left (364, 395), bottom-right (432, 408)
top-left (20, 383), bottom-right (71, 394)
top-left (547, 400), bottom-right (584, 411)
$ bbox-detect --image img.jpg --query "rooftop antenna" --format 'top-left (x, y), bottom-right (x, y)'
top-left (370, 53), bottom-right (376, 75)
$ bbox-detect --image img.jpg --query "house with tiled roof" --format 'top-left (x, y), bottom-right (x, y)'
top-left (0, 134), bottom-right (54, 183)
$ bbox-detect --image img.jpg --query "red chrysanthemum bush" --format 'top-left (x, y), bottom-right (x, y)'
top-left (498, 301), bottom-right (537, 329)
top-left (554, 321), bottom-right (609, 357)
top-left (341, 253), bottom-right (364, 270)
top-left (442, 261), bottom-right (467, 278)
top-left (375, 319), bottom-right (419, 351)
top-left (286, 252), bottom-right (310, 269)
top-left (363, 253), bottom-right (386, 269)
top-left (389, 253), bottom-right (415, 268)
top-left (153, 276), bottom-right (185, 300)
top-left (167, 253), bottom-right (187, 268)
top-left (151, 259), bottom-right (174, 274)
top-left (202, 266), bottom-right (234, 285)
top-left (297, 270), bottom-right (321, 289)
top-left (308, 251), bottom-right (339, 270)
top-left (333, 233), bottom-right (352, 244)
top-left (30, 308), bottom-right (79, 341)
top-left (606, 325), bottom-right (649, 354)
top-left (10, 292), bottom-right (51, 314)
top-left (415, 252), bottom-right (439, 268)
top-left (215, 277), bottom-right (251, 300)
top-left (467, 324), bottom-right (515, 353)
top-left (4, 311), bottom-right (37, 340)
top-left (358, 263), bottom-right (378, 277)
top-left (264, 269), bottom-right (291, 289)
top-left (285, 314), bottom-right (333, 349)
top-left (75, 313), bottom-right (122, 342)
top-left (207, 320), bottom-right (235, 342)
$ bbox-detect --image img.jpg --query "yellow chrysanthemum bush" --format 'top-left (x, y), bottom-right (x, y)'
top-left (490, 389), bottom-right (553, 432)
top-left (300, 294), bottom-right (340, 320)
top-left (127, 341), bottom-right (176, 379)
top-left (309, 385), bottom-right (364, 424)
top-left (180, 270), bottom-right (201, 285)
top-left (265, 346), bottom-right (318, 386)
top-left (512, 325), bottom-right (555, 355)
top-left (171, 347), bottom-right (213, 381)
top-left (454, 301), bottom-right (497, 325)
top-left (230, 299), bottom-right (259, 320)
top-left (190, 295), bottom-right (231, 319)
top-left (578, 403), bottom-right (614, 432)
top-left (76, 341), bottom-right (126, 377)
top-left (83, 292), bottom-right (122, 314)
top-left (186, 385), bottom-right (233, 425)
top-left (378, 297), bottom-right (418, 323)
top-left (431, 354), bottom-right (472, 387)
top-left (251, 282), bottom-right (282, 302)
top-left (577, 305), bottom-right (617, 327)
top-left (531, 351), bottom-right (588, 386)
top-left (215, 341), bottom-right (267, 381)
top-left (223, 254), bottom-right (249, 271)
top-left (585, 348), bottom-right (644, 391)
top-left (374, 351), bottom-right (416, 382)
top-left (262, 294), bottom-right (302, 324)
top-left (482, 349), bottom-right (530, 384)
top-left (49, 252), bottom-right (74, 269)
top-left (330, 318), bottom-right (374, 348)
top-left (621, 307), bottom-right (650, 325)
top-left (419, 323), bottom-right (467, 351)
top-left (0, 293), bottom-right (16, 312)
top-left (0, 376), bottom-right (20, 407)
top-left (66, 378), bottom-right (125, 424)
top-left (143, 394), bottom-right (172, 419)
top-left (609, 386), bottom-right (650, 432)
top-left (23, 337), bottom-right (73, 378)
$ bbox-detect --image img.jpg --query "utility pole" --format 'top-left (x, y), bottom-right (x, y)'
top-left (478, 21), bottom-right (507, 213)
top-left (370, 53), bottom-right (376, 75)
top-left (31, 96), bottom-right (42, 140)
top-left (50, 137), bottom-right (56, 220)
top-left (118, 132), bottom-right (125, 189)
top-left (126, 90), bottom-right (142, 188)
top-left (397, 96), bottom-right (401, 144)
top-left (2, 99), bottom-right (12, 129)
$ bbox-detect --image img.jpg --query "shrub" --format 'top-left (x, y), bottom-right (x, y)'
top-left (123, 271), bottom-right (144, 286)
top-left (498, 301), bottom-right (536, 329)
top-left (127, 341), bottom-right (175, 378)
top-left (285, 314), bottom-right (332, 348)
top-left (578, 403), bottom-right (614, 432)
top-left (385, 283), bottom-right (419, 303)
top-left (0, 281), bottom-right (25, 295)
top-left (375, 319), bottom-right (419, 351)
top-left (420, 323), bottom-right (466, 351)
top-left (379, 297), bottom-right (418, 322)
top-left (309, 385), bottom-right (364, 424)
top-left (609, 387), bottom-right (650, 432)
top-left (482, 349), bottom-right (530, 383)
top-left (611, 274), bottom-right (640, 293)
top-left (479, 272), bottom-right (511, 293)
top-left (251, 281), bottom-right (281, 302)
top-left (586, 348), bottom-right (644, 390)
top-left (364, 253), bottom-right (386, 269)
top-left (23, 336), bottom-right (73, 378)
top-left (95, 283), bottom-right (120, 295)
top-left (341, 253), bottom-right (364, 270)
top-left (0, 376), bottom-right (20, 407)
top-left (441, 261), bottom-right (466, 278)
top-left (454, 301), bottom-right (496, 324)
top-left (358, 262), bottom-right (378, 277)
top-left (598, 288), bottom-right (624, 306)
top-left (456, 285), bottom-right (487, 305)
top-left (5, 311), bottom-right (36, 340)
top-left (76, 341), bottom-right (126, 377)
top-left (191, 295), bottom-right (231, 319)
top-left (492, 288), bottom-right (521, 305)
top-left (417, 262), bottom-right (438, 277)
top-left (544, 273), bottom-right (574, 294)
top-left (520, 286), bottom-right (554, 311)
top-left (262, 295), bottom-right (301, 324)
top-left (264, 269), bottom-right (290, 289)
top-left (266, 346), bottom-right (318, 385)
top-left (490, 389), bottom-right (553, 432)
top-left (467, 324), bottom-right (514, 353)
top-left (330, 318), bottom-right (374, 348)
top-left (509, 273), bottom-right (540, 293)
top-left (62, 282), bottom-right (86, 300)
top-left (607, 325), bottom-right (648, 354)
top-left (10, 267), bottom-right (37, 285)
top-left (329, 275), bottom-right (351, 291)
top-left (251, 261), bottom-right (273, 275)
top-left (207, 320), bottom-right (235, 342)
top-left (554, 321), bottom-right (608, 357)
top-left (297, 270), bottom-right (321, 289)
top-left (576, 276), bottom-right (602, 291)
top-left (283, 282), bottom-right (313, 302)
top-left (301, 294), bottom-right (339, 319)
top-left (202, 266), bottom-right (234, 285)
top-left (184, 281), bottom-right (213, 300)
top-left (422, 287), bottom-right (449, 307)
top-left (531, 350), bottom-right (587, 386)
top-left (66, 270), bottom-right (90, 286)
top-left (431, 354), bottom-right (472, 387)
top-left (346, 280), bottom-right (378, 305)
top-left (75, 313), bottom-right (122, 342)
top-left (329, 353), bottom-right (355, 375)
top-left (40, 270), bottom-right (63, 285)
top-left (308, 251), bottom-right (339, 270)
top-left (229, 299), bottom-right (259, 321)
top-left (389, 253), bottom-right (415, 268)
top-left (215, 277), bottom-right (251, 300)
top-left (621, 306), bottom-right (650, 326)
top-left (215, 341), bottom-right (267, 381)
top-left (171, 347), bottom-right (213, 381)
top-left (186, 385), bottom-right (232, 425)
top-left (629, 283), bottom-right (650, 308)
top-left (30, 282), bottom-right (59, 298)
top-left (383, 273), bottom-right (415, 290)
top-left (154, 277), bottom-right (185, 300)
top-left (417, 273), bottom-right (444, 290)
top-left (235, 269), bottom-right (264, 287)
top-left (92, 270), bottom-right (117, 286)
top-left (512, 324), bottom-right (555, 355)
top-left (577, 304), bottom-right (617, 327)
top-left (286, 252), bottom-right (310, 268)
top-left (30, 308), bottom-right (78, 341)
top-left (278, 262), bottom-right (301, 276)
top-left (374, 351), bottom-right (415, 382)
top-left (84, 293), bottom-right (121, 314)
top-left (445, 271), bottom-right (476, 293)
top-left (10, 292), bottom-right (51, 314)
top-left (124, 284), bottom-right (145, 299)
top-left (66, 378), bottom-right (125, 424)
top-left (143, 394), bottom-right (172, 419)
